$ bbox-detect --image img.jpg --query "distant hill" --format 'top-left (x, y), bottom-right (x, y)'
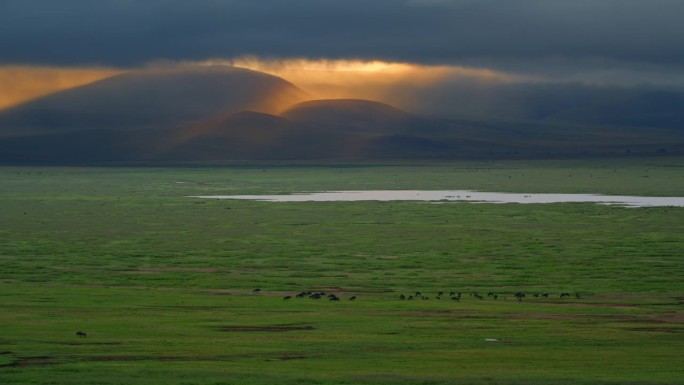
top-left (0, 65), bottom-right (307, 135)
top-left (159, 111), bottom-right (336, 160)
top-left (281, 99), bottom-right (410, 133)
top-left (410, 82), bottom-right (684, 131)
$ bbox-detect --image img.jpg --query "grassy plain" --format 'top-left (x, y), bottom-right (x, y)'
top-left (1, 158), bottom-right (683, 384)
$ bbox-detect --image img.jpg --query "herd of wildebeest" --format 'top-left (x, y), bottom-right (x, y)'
top-left (75, 289), bottom-right (582, 337)
top-left (397, 291), bottom-right (580, 301)
top-left (251, 288), bottom-right (582, 302)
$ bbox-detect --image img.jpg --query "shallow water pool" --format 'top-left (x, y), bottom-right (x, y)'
top-left (189, 190), bottom-right (684, 207)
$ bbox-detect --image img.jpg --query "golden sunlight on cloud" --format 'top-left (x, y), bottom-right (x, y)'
top-left (0, 66), bottom-right (120, 110)
top-left (197, 57), bottom-right (521, 109)
top-left (1, 59), bottom-right (523, 115)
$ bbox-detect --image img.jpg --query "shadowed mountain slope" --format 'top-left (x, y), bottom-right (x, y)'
top-left (158, 111), bottom-right (343, 161)
top-left (281, 99), bottom-right (410, 133)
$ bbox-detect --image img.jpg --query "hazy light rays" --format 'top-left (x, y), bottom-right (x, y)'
top-left (192, 57), bottom-right (525, 111)
top-left (0, 66), bottom-right (121, 110)
top-left (210, 56), bottom-right (521, 85)
top-left (0, 57), bottom-right (527, 114)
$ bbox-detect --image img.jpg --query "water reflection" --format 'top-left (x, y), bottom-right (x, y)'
top-left (190, 190), bottom-right (684, 207)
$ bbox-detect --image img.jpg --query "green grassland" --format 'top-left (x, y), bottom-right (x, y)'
top-left (1, 159), bottom-right (683, 384)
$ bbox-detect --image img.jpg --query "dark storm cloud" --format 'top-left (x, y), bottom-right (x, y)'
top-left (1, 0), bottom-right (683, 71)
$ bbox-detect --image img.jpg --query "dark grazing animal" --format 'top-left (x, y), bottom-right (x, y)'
top-left (348, 296), bottom-right (356, 301)
top-left (253, 288), bottom-right (261, 293)
top-left (283, 295), bottom-right (292, 300)
top-left (76, 331), bottom-right (87, 337)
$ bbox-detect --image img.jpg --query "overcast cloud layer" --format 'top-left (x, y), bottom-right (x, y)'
top-left (2, 0), bottom-right (683, 80)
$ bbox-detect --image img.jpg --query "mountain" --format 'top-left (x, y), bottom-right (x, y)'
top-left (409, 82), bottom-right (684, 131)
top-left (0, 68), bottom-right (682, 163)
top-left (0, 65), bottom-right (308, 135)
top-left (281, 99), bottom-right (409, 133)
top-left (159, 111), bottom-right (338, 160)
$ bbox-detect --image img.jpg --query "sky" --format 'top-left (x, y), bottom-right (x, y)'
top-left (1, 0), bottom-right (683, 118)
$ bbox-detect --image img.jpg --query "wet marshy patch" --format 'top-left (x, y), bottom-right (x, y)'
top-left (0, 355), bottom-right (57, 368)
top-left (277, 352), bottom-right (309, 361)
top-left (507, 313), bottom-right (682, 325)
top-left (624, 327), bottom-right (682, 333)
top-left (81, 352), bottom-right (312, 363)
top-left (217, 325), bottom-right (315, 332)
top-left (86, 355), bottom-right (183, 362)
top-left (55, 341), bottom-right (123, 346)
